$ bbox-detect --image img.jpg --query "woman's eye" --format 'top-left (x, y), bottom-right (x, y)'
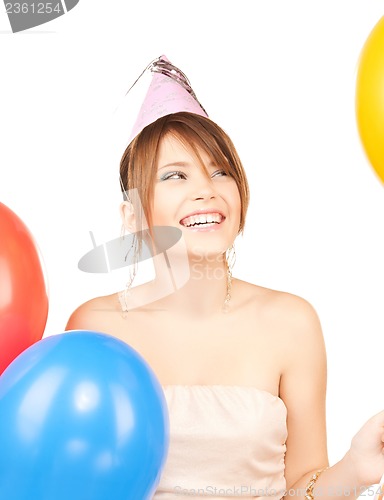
top-left (160, 171), bottom-right (186, 181)
top-left (212, 170), bottom-right (227, 177)
top-left (159, 169), bottom-right (227, 181)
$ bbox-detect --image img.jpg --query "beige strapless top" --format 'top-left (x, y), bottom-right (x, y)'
top-left (153, 385), bottom-right (288, 499)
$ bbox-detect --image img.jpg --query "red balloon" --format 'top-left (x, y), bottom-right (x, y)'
top-left (0, 202), bottom-right (48, 374)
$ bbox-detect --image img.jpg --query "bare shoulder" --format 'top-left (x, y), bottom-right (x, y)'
top-left (236, 278), bottom-right (323, 340)
top-left (264, 287), bottom-right (322, 327)
top-left (237, 278), bottom-right (321, 317)
top-left (254, 284), bottom-right (326, 373)
top-left (238, 281), bottom-right (327, 411)
top-left (65, 293), bottom-right (120, 334)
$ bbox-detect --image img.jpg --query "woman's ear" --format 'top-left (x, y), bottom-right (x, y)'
top-left (120, 201), bottom-right (136, 233)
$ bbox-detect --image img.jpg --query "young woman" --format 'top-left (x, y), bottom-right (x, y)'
top-left (66, 57), bottom-right (384, 499)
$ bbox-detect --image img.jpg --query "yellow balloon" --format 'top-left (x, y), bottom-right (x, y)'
top-left (356, 16), bottom-right (384, 185)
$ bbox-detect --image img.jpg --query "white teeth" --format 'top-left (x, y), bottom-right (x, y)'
top-left (181, 212), bottom-right (223, 227)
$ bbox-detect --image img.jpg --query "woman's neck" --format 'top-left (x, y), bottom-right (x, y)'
top-left (158, 254), bottom-right (229, 317)
top-left (121, 252), bottom-right (231, 317)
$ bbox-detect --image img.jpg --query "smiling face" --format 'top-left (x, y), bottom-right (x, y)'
top-left (152, 134), bottom-right (241, 258)
top-left (120, 112), bottom-right (250, 258)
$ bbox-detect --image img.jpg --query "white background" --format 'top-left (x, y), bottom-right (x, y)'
top-left (1, 0), bottom-right (384, 471)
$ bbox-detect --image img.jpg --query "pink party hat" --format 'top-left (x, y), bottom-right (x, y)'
top-left (127, 55), bottom-right (208, 143)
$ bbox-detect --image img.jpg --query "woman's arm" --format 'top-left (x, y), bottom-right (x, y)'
top-left (278, 294), bottom-right (329, 490)
top-left (278, 295), bottom-right (384, 500)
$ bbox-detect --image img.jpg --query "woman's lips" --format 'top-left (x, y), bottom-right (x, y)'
top-left (179, 207), bottom-right (225, 225)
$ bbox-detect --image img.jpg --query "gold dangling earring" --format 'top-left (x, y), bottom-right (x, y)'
top-left (223, 244), bottom-right (236, 313)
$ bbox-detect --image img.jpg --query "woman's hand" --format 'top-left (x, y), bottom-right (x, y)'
top-left (346, 409), bottom-right (384, 487)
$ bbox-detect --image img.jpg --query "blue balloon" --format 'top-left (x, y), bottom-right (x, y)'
top-left (0, 330), bottom-right (169, 500)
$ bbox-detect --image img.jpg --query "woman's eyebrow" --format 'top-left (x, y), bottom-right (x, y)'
top-left (158, 160), bottom-right (216, 171)
top-left (157, 161), bottom-right (190, 171)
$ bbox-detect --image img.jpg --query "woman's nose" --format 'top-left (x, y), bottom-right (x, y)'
top-left (190, 173), bottom-right (216, 200)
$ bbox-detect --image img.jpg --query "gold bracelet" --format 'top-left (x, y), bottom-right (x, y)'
top-left (304, 467), bottom-right (329, 500)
